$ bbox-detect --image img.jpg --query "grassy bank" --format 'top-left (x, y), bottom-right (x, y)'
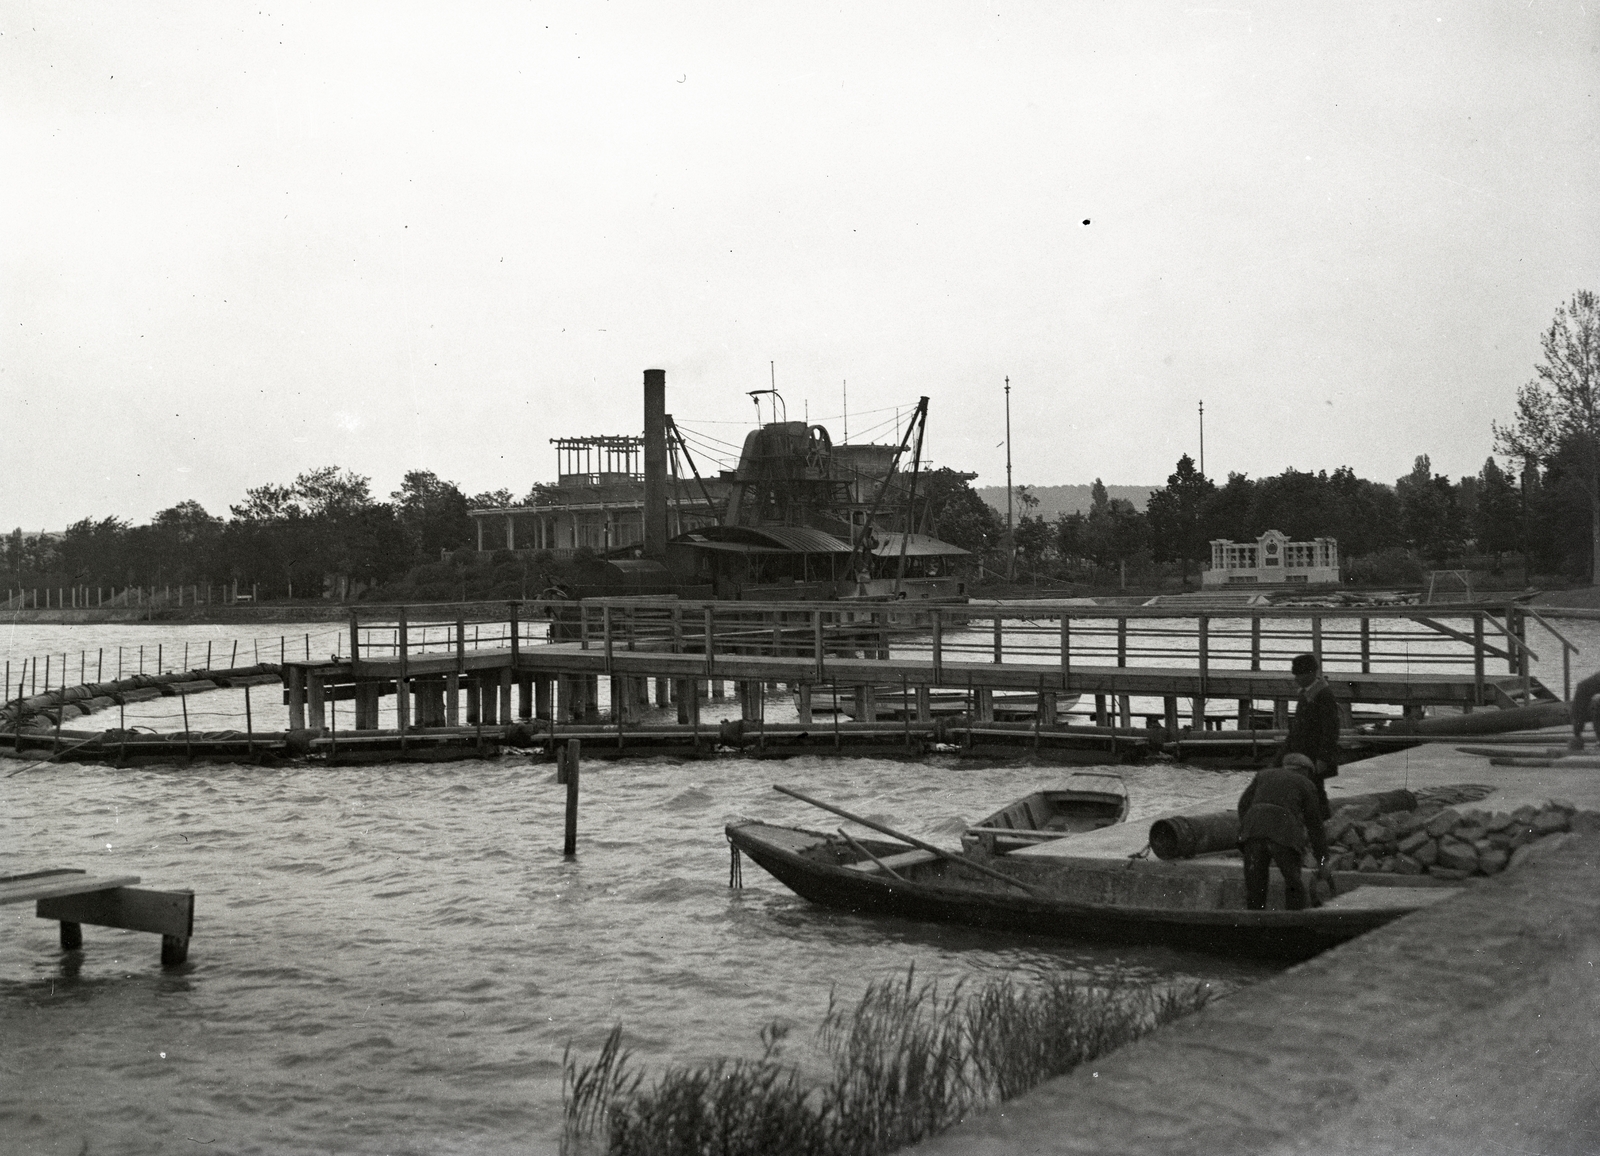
top-left (561, 966), bottom-right (1212, 1156)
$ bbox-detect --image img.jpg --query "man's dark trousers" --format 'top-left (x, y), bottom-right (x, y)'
top-left (1242, 837), bottom-right (1308, 910)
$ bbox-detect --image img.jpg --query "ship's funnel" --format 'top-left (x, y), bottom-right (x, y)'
top-left (643, 369), bottom-right (667, 558)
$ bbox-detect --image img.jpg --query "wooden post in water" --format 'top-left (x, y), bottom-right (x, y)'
top-left (287, 666), bottom-right (306, 731)
top-left (795, 684), bottom-right (812, 725)
top-left (1163, 695), bottom-right (1179, 741)
top-left (396, 608), bottom-right (410, 746)
top-left (307, 673), bottom-right (326, 733)
top-left (245, 684), bottom-right (254, 756)
top-left (499, 669), bottom-right (513, 726)
top-left (562, 739), bottom-right (581, 857)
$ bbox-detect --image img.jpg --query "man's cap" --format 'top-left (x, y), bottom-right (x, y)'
top-left (1283, 753), bottom-right (1315, 774)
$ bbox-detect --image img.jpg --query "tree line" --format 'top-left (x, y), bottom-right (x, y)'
top-left (2, 468), bottom-right (516, 600)
top-left (5, 291), bottom-right (1595, 597)
top-left (1010, 290), bottom-right (1599, 587)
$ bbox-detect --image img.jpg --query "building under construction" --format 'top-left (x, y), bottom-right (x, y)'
top-left (468, 370), bottom-right (970, 600)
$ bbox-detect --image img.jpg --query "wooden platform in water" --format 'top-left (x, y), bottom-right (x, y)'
top-left (0, 868), bottom-right (194, 967)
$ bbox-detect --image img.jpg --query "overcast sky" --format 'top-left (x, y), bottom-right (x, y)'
top-left (3, 2), bottom-right (1596, 530)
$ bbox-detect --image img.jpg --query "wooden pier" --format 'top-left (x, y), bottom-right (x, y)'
top-left (0, 597), bottom-right (1573, 766)
top-left (275, 598), bottom-right (1569, 749)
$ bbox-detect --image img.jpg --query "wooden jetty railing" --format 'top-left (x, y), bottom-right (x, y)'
top-left (272, 598), bottom-right (1577, 739)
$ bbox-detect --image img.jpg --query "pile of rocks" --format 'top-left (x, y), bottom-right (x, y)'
top-left (1325, 797), bottom-right (1590, 880)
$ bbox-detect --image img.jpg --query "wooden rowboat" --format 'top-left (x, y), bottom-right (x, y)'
top-left (726, 819), bottom-right (1460, 961)
top-left (960, 774), bottom-right (1129, 857)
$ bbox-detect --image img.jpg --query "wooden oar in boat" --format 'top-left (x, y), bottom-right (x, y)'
top-left (774, 784), bottom-right (1047, 898)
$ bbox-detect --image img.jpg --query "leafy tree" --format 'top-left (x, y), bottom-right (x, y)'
top-left (393, 469), bottom-right (473, 560)
top-left (469, 488), bottom-right (516, 510)
top-left (1396, 455), bottom-right (1463, 566)
top-left (1495, 290), bottom-right (1600, 582)
top-left (1146, 455), bottom-right (1215, 584)
top-left (919, 468), bottom-right (1003, 555)
top-left (56, 517), bottom-right (129, 584)
top-left (1473, 458), bottom-right (1521, 571)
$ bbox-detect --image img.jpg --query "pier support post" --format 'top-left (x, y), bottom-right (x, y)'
top-left (465, 679), bottom-right (480, 725)
top-left (683, 679), bottom-right (702, 725)
top-left (974, 687), bottom-right (993, 723)
top-left (356, 682), bottom-right (381, 729)
top-left (1118, 694), bottom-right (1131, 728)
top-left (1094, 694), bottom-right (1108, 727)
top-left (1273, 698), bottom-right (1289, 729)
top-left (854, 684), bottom-right (878, 723)
top-left (1039, 690), bottom-right (1056, 726)
top-left (1238, 698), bottom-right (1253, 729)
top-left (1163, 695), bottom-right (1179, 741)
top-left (583, 676), bottom-right (601, 722)
top-left (287, 667), bottom-right (306, 732)
top-left (518, 675), bottom-right (533, 720)
top-left (445, 675), bottom-right (460, 727)
top-left (795, 684), bottom-right (812, 725)
top-left (1193, 696), bottom-right (1207, 731)
top-left (480, 676), bottom-right (498, 726)
top-left (534, 676), bottom-right (551, 720)
top-left (425, 680), bottom-right (447, 727)
top-left (740, 681), bottom-right (761, 722)
top-left (499, 669), bottom-right (513, 726)
top-left (711, 679), bottom-right (725, 700)
top-left (555, 676), bottom-right (572, 723)
top-left (654, 678), bottom-right (669, 707)
top-left (307, 673), bottom-right (326, 734)
top-left (915, 685), bottom-right (932, 723)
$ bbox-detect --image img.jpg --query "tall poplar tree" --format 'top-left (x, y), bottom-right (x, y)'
top-left (1495, 291), bottom-right (1600, 583)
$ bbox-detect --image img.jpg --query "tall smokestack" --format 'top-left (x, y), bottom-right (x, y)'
top-left (643, 368), bottom-right (667, 558)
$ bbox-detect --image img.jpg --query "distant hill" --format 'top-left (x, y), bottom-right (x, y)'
top-left (974, 484), bottom-right (1156, 521)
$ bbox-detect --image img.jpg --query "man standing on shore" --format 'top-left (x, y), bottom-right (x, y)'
top-left (1572, 669), bottom-right (1600, 753)
top-left (1284, 653), bottom-right (1340, 820)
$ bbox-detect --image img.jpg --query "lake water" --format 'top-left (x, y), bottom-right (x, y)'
top-left (0, 613), bottom-right (1591, 1154)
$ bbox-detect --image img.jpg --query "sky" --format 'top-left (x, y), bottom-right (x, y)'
top-left (2, 2), bottom-right (1596, 530)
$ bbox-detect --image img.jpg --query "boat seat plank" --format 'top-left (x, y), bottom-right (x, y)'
top-left (0, 870), bottom-right (142, 906)
top-left (845, 848), bottom-right (942, 874)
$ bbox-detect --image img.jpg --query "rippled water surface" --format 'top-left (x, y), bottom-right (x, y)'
top-left (1, 614), bottom-right (1591, 1154)
top-left (3, 751), bottom-right (1274, 1155)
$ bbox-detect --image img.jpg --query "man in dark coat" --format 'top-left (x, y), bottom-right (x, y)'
top-left (1284, 652), bottom-right (1340, 820)
top-left (1571, 669), bottom-right (1600, 753)
top-left (1237, 754), bottom-right (1330, 911)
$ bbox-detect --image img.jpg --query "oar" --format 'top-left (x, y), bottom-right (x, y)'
top-left (836, 828), bottom-right (909, 881)
top-left (774, 784), bottom-right (1047, 897)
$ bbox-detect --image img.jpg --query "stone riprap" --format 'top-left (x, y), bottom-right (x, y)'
top-left (1325, 796), bottom-right (1592, 881)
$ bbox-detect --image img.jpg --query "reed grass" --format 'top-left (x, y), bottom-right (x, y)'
top-left (561, 967), bottom-right (1211, 1156)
